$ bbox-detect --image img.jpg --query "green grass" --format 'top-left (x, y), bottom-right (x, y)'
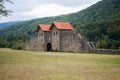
top-left (0, 48), bottom-right (120, 80)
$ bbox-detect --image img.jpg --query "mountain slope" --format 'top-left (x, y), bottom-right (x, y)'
top-left (0, 21), bottom-right (20, 29)
top-left (0, 0), bottom-right (120, 49)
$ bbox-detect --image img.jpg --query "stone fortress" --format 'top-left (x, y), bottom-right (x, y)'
top-left (24, 22), bottom-right (95, 52)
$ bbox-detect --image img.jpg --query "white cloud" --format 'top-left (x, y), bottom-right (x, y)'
top-left (1, 0), bottom-right (101, 23)
top-left (21, 3), bottom-right (88, 18)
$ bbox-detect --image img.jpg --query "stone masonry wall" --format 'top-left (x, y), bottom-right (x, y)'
top-left (60, 30), bottom-right (82, 52)
top-left (24, 25), bottom-right (93, 52)
top-left (44, 32), bottom-right (52, 51)
top-left (24, 35), bottom-right (38, 50)
top-left (52, 27), bottom-right (60, 51)
top-left (37, 30), bottom-right (45, 51)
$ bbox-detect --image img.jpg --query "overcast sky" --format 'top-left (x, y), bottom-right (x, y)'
top-left (0, 0), bottom-right (101, 23)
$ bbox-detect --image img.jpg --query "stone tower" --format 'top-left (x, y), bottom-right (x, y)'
top-left (24, 22), bottom-right (95, 52)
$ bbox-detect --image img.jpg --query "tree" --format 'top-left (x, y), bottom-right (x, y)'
top-left (0, 0), bottom-right (13, 17)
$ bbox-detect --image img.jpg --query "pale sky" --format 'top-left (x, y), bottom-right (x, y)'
top-left (0, 0), bottom-right (101, 23)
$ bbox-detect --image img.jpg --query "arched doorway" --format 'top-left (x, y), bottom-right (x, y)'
top-left (47, 43), bottom-right (52, 51)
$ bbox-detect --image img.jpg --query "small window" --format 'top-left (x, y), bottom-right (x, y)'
top-left (39, 32), bottom-right (41, 36)
top-left (54, 32), bottom-right (55, 35)
top-left (42, 33), bottom-right (43, 36)
top-left (73, 34), bottom-right (75, 38)
top-left (56, 32), bottom-right (57, 35)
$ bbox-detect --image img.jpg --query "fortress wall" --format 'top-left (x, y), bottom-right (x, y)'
top-left (24, 29), bottom-right (92, 52)
top-left (44, 32), bottom-right (52, 51)
top-left (52, 27), bottom-right (60, 51)
top-left (24, 35), bottom-right (39, 50)
top-left (60, 30), bottom-right (82, 52)
top-left (24, 22), bottom-right (94, 52)
top-left (37, 30), bottom-right (45, 51)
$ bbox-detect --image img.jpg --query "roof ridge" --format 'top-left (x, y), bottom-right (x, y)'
top-left (38, 24), bottom-right (51, 32)
top-left (52, 21), bottom-right (73, 30)
top-left (39, 24), bottom-right (51, 26)
top-left (53, 21), bottom-right (70, 23)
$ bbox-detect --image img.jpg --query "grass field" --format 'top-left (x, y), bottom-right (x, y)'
top-left (0, 48), bottom-right (120, 80)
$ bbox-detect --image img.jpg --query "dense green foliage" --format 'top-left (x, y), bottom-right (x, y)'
top-left (0, 0), bottom-right (120, 49)
top-left (0, 21), bottom-right (19, 28)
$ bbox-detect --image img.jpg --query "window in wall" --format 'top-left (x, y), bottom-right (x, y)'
top-left (73, 34), bottom-right (75, 38)
top-left (39, 33), bottom-right (40, 36)
top-left (54, 32), bottom-right (55, 35)
top-left (42, 33), bottom-right (43, 36)
top-left (56, 31), bottom-right (57, 35)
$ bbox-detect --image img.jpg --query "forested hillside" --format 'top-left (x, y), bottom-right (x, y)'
top-left (0, 21), bottom-right (20, 29)
top-left (0, 0), bottom-right (120, 49)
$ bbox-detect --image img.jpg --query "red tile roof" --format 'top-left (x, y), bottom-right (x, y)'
top-left (37, 24), bottom-right (51, 32)
top-left (36, 22), bottom-right (74, 32)
top-left (51, 22), bottom-right (74, 30)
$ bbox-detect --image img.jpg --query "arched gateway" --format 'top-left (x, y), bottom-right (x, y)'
top-left (47, 43), bottom-right (52, 51)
